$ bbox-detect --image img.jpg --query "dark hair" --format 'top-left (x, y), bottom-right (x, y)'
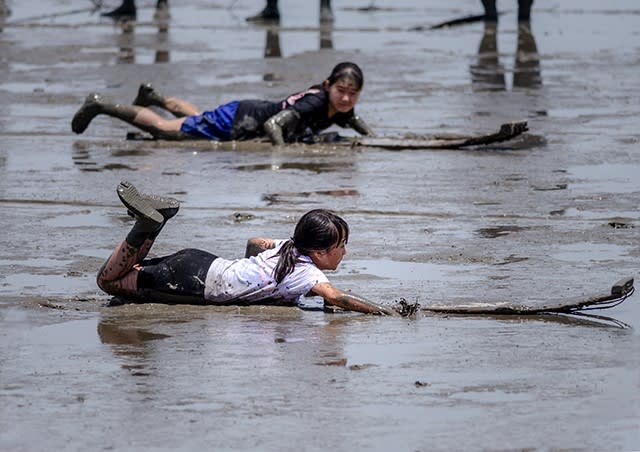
top-left (273, 209), bottom-right (349, 283)
top-left (326, 62), bottom-right (364, 91)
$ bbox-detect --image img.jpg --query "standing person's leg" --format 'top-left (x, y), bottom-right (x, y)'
top-left (71, 93), bottom-right (187, 139)
top-left (320, 0), bottom-right (333, 23)
top-left (517, 0), bottom-right (533, 22)
top-left (133, 83), bottom-right (201, 118)
top-left (246, 0), bottom-right (280, 23)
top-left (102, 0), bottom-right (137, 19)
top-left (481, 0), bottom-right (498, 22)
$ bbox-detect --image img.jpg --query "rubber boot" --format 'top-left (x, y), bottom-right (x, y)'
top-left (101, 0), bottom-right (137, 19)
top-left (481, 0), bottom-right (498, 22)
top-left (518, 0), bottom-right (534, 22)
top-left (72, 93), bottom-right (184, 139)
top-left (71, 93), bottom-right (145, 134)
top-left (133, 83), bottom-right (168, 109)
top-left (320, 0), bottom-right (333, 23)
top-left (246, 0), bottom-right (280, 23)
top-left (122, 182), bottom-right (180, 241)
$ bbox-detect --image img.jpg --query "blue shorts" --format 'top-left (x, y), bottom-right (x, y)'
top-left (180, 100), bottom-right (239, 140)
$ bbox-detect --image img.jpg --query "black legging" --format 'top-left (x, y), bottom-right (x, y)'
top-left (137, 248), bottom-right (217, 304)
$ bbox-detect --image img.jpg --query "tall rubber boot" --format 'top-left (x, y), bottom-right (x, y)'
top-left (71, 93), bottom-right (185, 139)
top-left (518, 0), bottom-right (534, 22)
top-left (96, 181), bottom-right (164, 296)
top-left (101, 0), bottom-right (137, 19)
top-left (121, 182), bottom-right (180, 262)
top-left (246, 0), bottom-right (280, 23)
top-left (132, 83), bottom-right (198, 118)
top-left (481, 0), bottom-right (498, 22)
top-left (72, 93), bottom-right (144, 134)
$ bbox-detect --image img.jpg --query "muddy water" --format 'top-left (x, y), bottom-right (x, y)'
top-left (1, 0), bottom-right (639, 450)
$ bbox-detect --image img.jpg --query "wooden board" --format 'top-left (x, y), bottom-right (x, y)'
top-left (423, 277), bottom-right (635, 315)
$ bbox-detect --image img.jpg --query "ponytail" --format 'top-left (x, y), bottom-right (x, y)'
top-left (273, 239), bottom-right (298, 284)
top-left (273, 209), bottom-right (349, 284)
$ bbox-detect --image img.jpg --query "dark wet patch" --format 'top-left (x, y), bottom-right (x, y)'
top-left (493, 255), bottom-right (529, 266)
top-left (475, 225), bottom-right (527, 238)
top-left (608, 220), bottom-right (634, 229)
top-left (349, 363), bottom-right (377, 371)
top-left (315, 358), bottom-right (347, 367)
top-left (231, 212), bottom-right (255, 222)
top-left (533, 183), bottom-right (567, 191)
top-left (262, 189), bottom-right (359, 205)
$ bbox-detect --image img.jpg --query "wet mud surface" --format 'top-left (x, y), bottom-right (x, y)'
top-left (1, 0), bottom-right (639, 450)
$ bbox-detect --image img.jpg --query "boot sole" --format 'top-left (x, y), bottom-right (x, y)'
top-left (117, 181), bottom-right (164, 226)
top-left (128, 193), bottom-right (180, 221)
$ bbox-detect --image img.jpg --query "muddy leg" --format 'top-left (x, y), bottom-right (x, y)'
top-left (97, 181), bottom-right (174, 297)
top-left (71, 93), bottom-right (188, 139)
top-left (133, 83), bottom-right (200, 117)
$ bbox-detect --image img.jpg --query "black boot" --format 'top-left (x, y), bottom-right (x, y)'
top-left (518, 0), bottom-right (534, 22)
top-left (132, 83), bottom-right (167, 108)
top-left (246, 0), bottom-right (280, 23)
top-left (101, 0), bottom-right (137, 19)
top-left (481, 0), bottom-right (498, 22)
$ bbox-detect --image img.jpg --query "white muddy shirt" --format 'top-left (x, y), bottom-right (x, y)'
top-left (204, 240), bottom-right (329, 303)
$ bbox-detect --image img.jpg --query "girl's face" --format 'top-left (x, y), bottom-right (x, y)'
top-left (311, 239), bottom-right (347, 271)
top-left (326, 78), bottom-right (361, 115)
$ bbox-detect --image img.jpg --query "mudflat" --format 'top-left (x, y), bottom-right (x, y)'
top-left (0, 1), bottom-right (638, 450)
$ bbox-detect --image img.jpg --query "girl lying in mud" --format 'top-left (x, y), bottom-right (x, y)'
top-left (72, 62), bottom-right (373, 145)
top-left (98, 181), bottom-right (398, 315)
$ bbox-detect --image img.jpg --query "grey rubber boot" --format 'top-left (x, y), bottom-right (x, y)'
top-left (117, 181), bottom-right (164, 247)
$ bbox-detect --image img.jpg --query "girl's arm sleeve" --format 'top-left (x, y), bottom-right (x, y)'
top-left (347, 114), bottom-right (374, 136)
top-left (264, 109), bottom-right (300, 145)
top-left (311, 282), bottom-right (399, 315)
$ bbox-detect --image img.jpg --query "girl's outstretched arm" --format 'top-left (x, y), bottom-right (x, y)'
top-left (244, 237), bottom-right (276, 257)
top-left (347, 115), bottom-right (374, 136)
top-left (264, 109), bottom-right (301, 145)
top-left (311, 282), bottom-right (398, 316)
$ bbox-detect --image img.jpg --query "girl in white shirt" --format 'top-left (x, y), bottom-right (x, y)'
top-left (97, 181), bottom-right (396, 315)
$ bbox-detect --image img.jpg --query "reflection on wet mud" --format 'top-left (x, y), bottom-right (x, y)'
top-left (262, 188), bottom-right (359, 205)
top-left (428, 311), bottom-right (631, 329)
top-left (98, 320), bottom-right (171, 346)
top-left (471, 22), bottom-right (542, 91)
top-left (263, 22), bottom-right (333, 60)
top-left (109, 12), bottom-right (170, 64)
top-left (72, 142), bottom-right (147, 172)
top-left (234, 161), bottom-right (351, 173)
